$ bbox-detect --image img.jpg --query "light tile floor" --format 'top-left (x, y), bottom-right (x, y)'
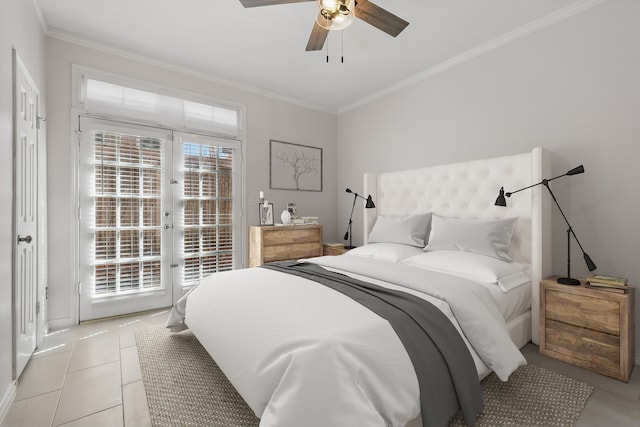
top-left (1, 308), bottom-right (169, 427)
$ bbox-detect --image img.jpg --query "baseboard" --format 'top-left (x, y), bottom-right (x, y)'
top-left (48, 317), bottom-right (75, 330)
top-left (0, 381), bottom-right (17, 424)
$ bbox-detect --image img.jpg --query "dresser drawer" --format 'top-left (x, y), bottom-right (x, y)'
top-left (262, 242), bottom-right (322, 263)
top-left (262, 228), bottom-right (320, 245)
top-left (545, 289), bottom-right (620, 335)
top-left (545, 319), bottom-right (620, 375)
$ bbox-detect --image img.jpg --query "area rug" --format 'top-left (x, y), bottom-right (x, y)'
top-left (136, 327), bottom-right (593, 427)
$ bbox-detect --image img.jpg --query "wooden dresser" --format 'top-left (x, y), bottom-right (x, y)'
top-left (540, 276), bottom-right (635, 382)
top-left (249, 224), bottom-right (323, 267)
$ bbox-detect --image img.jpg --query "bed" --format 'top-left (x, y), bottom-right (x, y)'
top-left (167, 148), bottom-right (552, 427)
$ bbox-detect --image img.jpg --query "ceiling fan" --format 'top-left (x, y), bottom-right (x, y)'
top-left (239, 0), bottom-right (409, 51)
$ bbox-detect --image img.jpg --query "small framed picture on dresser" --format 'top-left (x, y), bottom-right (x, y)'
top-left (259, 203), bottom-right (274, 226)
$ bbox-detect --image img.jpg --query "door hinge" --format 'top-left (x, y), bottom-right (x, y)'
top-left (77, 282), bottom-right (82, 295)
top-left (170, 179), bottom-right (178, 185)
top-left (45, 286), bottom-right (48, 300)
top-left (36, 301), bottom-right (40, 315)
top-left (170, 263), bottom-right (179, 268)
top-left (77, 207), bottom-right (82, 220)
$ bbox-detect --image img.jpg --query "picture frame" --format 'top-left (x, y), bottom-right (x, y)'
top-left (270, 139), bottom-right (322, 192)
top-left (259, 203), bottom-right (274, 226)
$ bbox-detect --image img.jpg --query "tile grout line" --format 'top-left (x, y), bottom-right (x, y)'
top-left (49, 330), bottom-right (76, 427)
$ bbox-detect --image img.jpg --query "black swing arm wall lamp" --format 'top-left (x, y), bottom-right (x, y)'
top-left (495, 165), bottom-right (596, 286)
top-left (344, 188), bottom-right (375, 249)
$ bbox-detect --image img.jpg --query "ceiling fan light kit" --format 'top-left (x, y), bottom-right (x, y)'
top-left (239, 0), bottom-right (409, 51)
top-left (317, 0), bottom-right (355, 30)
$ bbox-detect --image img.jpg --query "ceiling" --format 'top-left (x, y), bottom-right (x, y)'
top-left (34, 0), bottom-right (594, 112)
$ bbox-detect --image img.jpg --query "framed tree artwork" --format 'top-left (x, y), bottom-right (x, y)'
top-left (270, 140), bottom-right (322, 192)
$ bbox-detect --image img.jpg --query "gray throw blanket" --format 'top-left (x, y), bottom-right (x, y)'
top-left (261, 261), bottom-right (483, 427)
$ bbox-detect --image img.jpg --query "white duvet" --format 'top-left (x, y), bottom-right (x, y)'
top-left (176, 256), bottom-right (526, 427)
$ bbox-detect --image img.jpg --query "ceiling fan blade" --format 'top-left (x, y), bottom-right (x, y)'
top-left (239, 0), bottom-right (313, 7)
top-left (306, 20), bottom-right (330, 51)
top-left (354, 0), bottom-right (409, 37)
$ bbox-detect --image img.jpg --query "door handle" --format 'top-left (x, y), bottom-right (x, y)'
top-left (17, 235), bottom-right (32, 244)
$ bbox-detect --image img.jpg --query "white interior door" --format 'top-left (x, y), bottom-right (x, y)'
top-left (78, 118), bottom-right (174, 321)
top-left (13, 52), bottom-right (39, 378)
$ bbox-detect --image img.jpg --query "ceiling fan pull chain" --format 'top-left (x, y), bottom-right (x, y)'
top-left (326, 31), bottom-right (329, 63)
top-left (341, 29), bottom-right (344, 63)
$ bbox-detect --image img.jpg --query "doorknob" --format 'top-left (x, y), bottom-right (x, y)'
top-left (17, 235), bottom-right (32, 244)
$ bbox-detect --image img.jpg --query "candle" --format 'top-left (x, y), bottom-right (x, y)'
top-left (259, 191), bottom-right (264, 199)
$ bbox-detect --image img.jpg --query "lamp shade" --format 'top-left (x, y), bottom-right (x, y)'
top-left (584, 252), bottom-right (597, 272)
top-left (365, 195), bottom-right (375, 209)
top-left (566, 165), bottom-right (584, 176)
top-left (494, 187), bottom-right (507, 207)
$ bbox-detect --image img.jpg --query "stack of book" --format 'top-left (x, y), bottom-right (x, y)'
top-left (302, 216), bottom-right (319, 224)
top-left (586, 274), bottom-right (629, 293)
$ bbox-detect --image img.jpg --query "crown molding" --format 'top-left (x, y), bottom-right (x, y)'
top-left (31, 0), bottom-right (49, 34)
top-left (46, 28), bottom-right (337, 115)
top-left (339, 0), bottom-right (607, 113)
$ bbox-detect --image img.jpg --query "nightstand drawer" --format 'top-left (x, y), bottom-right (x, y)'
top-left (545, 319), bottom-right (620, 373)
top-left (545, 289), bottom-right (620, 335)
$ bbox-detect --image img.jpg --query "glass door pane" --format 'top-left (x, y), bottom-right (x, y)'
top-left (173, 133), bottom-right (241, 299)
top-left (78, 117), bottom-right (173, 320)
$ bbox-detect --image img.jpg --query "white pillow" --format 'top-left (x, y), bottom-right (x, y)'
top-left (401, 250), bottom-right (530, 291)
top-left (367, 213), bottom-right (431, 247)
top-left (424, 215), bottom-right (517, 261)
top-left (344, 243), bottom-right (424, 263)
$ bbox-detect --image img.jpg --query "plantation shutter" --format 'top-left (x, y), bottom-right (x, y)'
top-left (90, 127), bottom-right (169, 296)
top-left (174, 133), bottom-right (239, 289)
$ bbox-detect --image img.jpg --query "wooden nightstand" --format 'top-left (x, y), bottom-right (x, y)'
top-left (323, 243), bottom-right (351, 256)
top-left (540, 276), bottom-right (635, 382)
top-left (249, 224), bottom-right (323, 267)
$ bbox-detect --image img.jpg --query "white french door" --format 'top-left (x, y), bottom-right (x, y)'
top-left (78, 118), bottom-right (241, 321)
top-left (171, 132), bottom-right (238, 300)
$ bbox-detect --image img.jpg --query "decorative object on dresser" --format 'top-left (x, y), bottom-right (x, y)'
top-left (323, 242), bottom-right (350, 256)
top-left (249, 224), bottom-right (323, 267)
top-left (258, 202), bottom-right (274, 226)
top-left (539, 276), bottom-right (635, 382)
top-left (280, 209), bottom-right (292, 225)
top-left (495, 164), bottom-right (596, 285)
top-left (343, 188), bottom-right (375, 249)
top-left (269, 140), bottom-right (322, 191)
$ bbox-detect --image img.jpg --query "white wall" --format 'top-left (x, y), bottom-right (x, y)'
top-left (0, 0), bottom-right (46, 411)
top-left (45, 39), bottom-right (338, 327)
top-left (337, 0), bottom-right (640, 360)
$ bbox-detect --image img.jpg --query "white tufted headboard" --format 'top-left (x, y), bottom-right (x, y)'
top-left (363, 148), bottom-right (552, 344)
